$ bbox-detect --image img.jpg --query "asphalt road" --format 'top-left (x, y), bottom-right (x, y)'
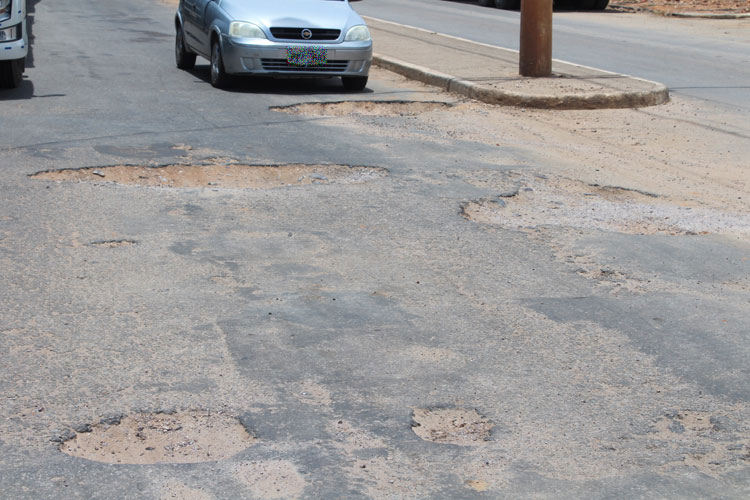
top-left (353, 0), bottom-right (750, 110)
top-left (1, 0), bottom-right (748, 498)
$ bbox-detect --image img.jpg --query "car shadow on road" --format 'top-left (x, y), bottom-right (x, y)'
top-left (25, 0), bottom-right (41, 69)
top-left (188, 64), bottom-right (374, 96)
top-left (0, 80), bottom-right (35, 100)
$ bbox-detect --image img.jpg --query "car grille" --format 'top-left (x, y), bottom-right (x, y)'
top-left (261, 59), bottom-right (349, 73)
top-left (269, 28), bottom-right (341, 41)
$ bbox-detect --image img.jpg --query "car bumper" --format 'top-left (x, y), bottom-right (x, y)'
top-left (0, 21), bottom-right (27, 62)
top-left (221, 37), bottom-right (372, 77)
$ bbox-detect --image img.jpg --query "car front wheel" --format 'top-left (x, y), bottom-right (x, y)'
top-left (582, 0), bottom-right (610, 9)
top-left (342, 76), bottom-right (368, 91)
top-left (210, 40), bottom-right (229, 88)
top-left (494, 0), bottom-right (521, 9)
top-left (175, 24), bottom-right (196, 70)
top-left (0, 58), bottom-right (24, 89)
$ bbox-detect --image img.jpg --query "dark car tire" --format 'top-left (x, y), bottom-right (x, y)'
top-left (210, 39), bottom-right (230, 89)
top-left (175, 25), bottom-right (196, 70)
top-left (477, 0), bottom-right (494, 6)
top-left (0, 59), bottom-right (24, 89)
top-left (494, 0), bottom-right (521, 9)
top-left (342, 76), bottom-right (368, 91)
top-left (585, 0), bottom-right (610, 9)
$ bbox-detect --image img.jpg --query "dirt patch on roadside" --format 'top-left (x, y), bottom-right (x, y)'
top-left (461, 171), bottom-right (750, 235)
top-left (612, 0), bottom-right (750, 14)
top-left (59, 410), bottom-right (255, 464)
top-left (411, 408), bottom-right (493, 446)
top-left (31, 163), bottom-right (388, 189)
top-left (232, 460), bottom-right (307, 500)
top-left (272, 100), bottom-right (455, 117)
top-left (294, 380), bottom-right (333, 407)
top-left (651, 410), bottom-right (750, 478)
top-left (464, 479), bottom-right (490, 492)
top-left (330, 419), bottom-right (389, 452)
top-left (328, 419), bottom-right (437, 499)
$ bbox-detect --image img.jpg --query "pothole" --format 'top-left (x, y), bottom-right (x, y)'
top-left (461, 171), bottom-right (750, 235)
top-left (31, 163), bottom-right (388, 189)
top-left (233, 460), bottom-right (307, 500)
top-left (651, 410), bottom-right (749, 477)
top-left (58, 410), bottom-right (255, 464)
top-left (271, 100), bottom-right (454, 117)
top-left (411, 408), bottom-right (493, 446)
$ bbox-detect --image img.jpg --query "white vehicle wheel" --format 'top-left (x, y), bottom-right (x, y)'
top-left (0, 59), bottom-right (24, 88)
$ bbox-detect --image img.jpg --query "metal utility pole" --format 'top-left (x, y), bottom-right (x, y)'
top-left (519, 0), bottom-right (553, 77)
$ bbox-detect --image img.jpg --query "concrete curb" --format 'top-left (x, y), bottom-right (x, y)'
top-left (372, 54), bottom-right (670, 110)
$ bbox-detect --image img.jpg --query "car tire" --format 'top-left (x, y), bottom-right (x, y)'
top-left (477, 0), bottom-right (494, 6)
top-left (0, 59), bottom-right (24, 89)
top-left (175, 24), bottom-right (196, 70)
top-left (584, 0), bottom-right (609, 9)
top-left (494, 0), bottom-right (521, 9)
top-left (341, 76), bottom-right (368, 91)
top-left (210, 39), bottom-right (229, 89)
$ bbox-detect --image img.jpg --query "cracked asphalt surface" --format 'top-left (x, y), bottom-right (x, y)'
top-left (1, 0), bottom-right (748, 498)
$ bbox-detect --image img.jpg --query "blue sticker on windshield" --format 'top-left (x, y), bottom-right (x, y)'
top-left (287, 46), bottom-right (327, 67)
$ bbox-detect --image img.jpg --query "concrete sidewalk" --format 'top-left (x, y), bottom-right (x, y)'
top-left (365, 16), bottom-right (669, 109)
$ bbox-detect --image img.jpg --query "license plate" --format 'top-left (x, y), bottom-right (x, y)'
top-left (287, 46), bottom-right (327, 67)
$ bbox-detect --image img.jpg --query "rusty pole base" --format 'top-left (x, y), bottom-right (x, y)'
top-left (519, 0), bottom-right (553, 77)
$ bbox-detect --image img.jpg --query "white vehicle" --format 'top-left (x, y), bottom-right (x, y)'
top-left (0, 0), bottom-right (27, 88)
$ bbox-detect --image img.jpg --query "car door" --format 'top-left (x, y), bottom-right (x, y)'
top-left (182, 0), bottom-right (213, 57)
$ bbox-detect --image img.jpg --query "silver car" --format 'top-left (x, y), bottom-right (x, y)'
top-left (175, 0), bottom-right (372, 90)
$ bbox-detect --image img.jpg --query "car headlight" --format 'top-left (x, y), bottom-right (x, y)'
top-left (0, 24), bottom-right (20, 42)
top-left (0, 0), bottom-right (11, 18)
top-left (344, 25), bottom-right (371, 42)
top-left (229, 22), bottom-right (267, 40)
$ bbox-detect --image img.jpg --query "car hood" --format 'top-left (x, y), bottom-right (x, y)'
top-left (220, 0), bottom-right (364, 31)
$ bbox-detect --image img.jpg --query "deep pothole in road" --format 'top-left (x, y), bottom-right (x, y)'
top-left (57, 410), bottom-right (255, 464)
top-left (461, 171), bottom-right (750, 236)
top-left (31, 163), bottom-right (388, 189)
top-left (411, 408), bottom-right (494, 446)
top-left (271, 100), bottom-right (455, 116)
